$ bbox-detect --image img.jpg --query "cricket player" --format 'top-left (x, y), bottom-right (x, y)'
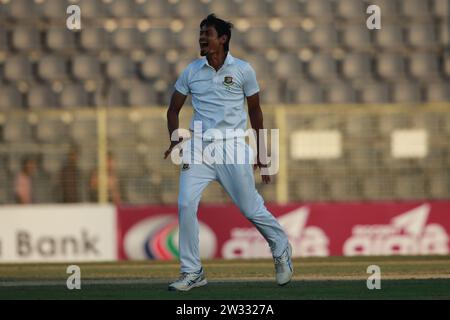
top-left (164, 14), bottom-right (293, 291)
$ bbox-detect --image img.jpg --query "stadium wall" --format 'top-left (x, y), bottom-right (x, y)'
top-left (1, 202), bottom-right (449, 263)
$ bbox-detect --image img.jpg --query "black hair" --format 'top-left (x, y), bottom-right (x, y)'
top-left (200, 13), bottom-right (233, 52)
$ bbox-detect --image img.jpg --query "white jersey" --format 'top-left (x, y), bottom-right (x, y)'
top-left (174, 53), bottom-right (260, 140)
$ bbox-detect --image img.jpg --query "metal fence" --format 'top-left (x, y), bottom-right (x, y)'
top-left (1, 103), bottom-right (450, 205)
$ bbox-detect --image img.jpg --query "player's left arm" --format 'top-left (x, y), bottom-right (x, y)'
top-left (247, 93), bottom-right (270, 184)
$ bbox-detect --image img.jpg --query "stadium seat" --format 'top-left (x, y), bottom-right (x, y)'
top-left (370, 0), bottom-right (401, 19)
top-left (239, 0), bottom-right (270, 17)
top-left (376, 24), bottom-right (405, 49)
top-left (207, 0), bottom-right (237, 17)
top-left (107, 114), bottom-right (135, 141)
top-left (407, 24), bottom-right (438, 49)
top-left (392, 82), bottom-right (423, 103)
top-left (308, 53), bottom-right (338, 81)
top-left (109, 0), bottom-right (138, 18)
top-left (106, 55), bottom-right (136, 80)
top-left (175, 0), bottom-right (207, 18)
top-left (176, 27), bottom-right (200, 51)
top-left (60, 83), bottom-right (90, 108)
top-left (360, 82), bottom-right (390, 103)
top-left (141, 0), bottom-right (172, 18)
top-left (434, 0), bottom-right (450, 18)
top-left (37, 55), bottom-right (68, 81)
top-left (144, 28), bottom-right (175, 52)
top-left (27, 85), bottom-right (58, 109)
top-left (9, 0), bottom-right (38, 20)
top-left (113, 28), bottom-right (144, 51)
top-left (72, 54), bottom-right (102, 81)
top-left (291, 83), bottom-right (325, 104)
top-left (0, 86), bottom-right (24, 111)
top-left (11, 27), bottom-right (41, 51)
top-left (4, 55), bottom-right (33, 82)
top-left (140, 55), bottom-right (170, 80)
top-left (376, 53), bottom-right (407, 80)
top-left (245, 27), bottom-right (275, 51)
top-left (3, 117), bottom-right (33, 142)
top-left (409, 52), bottom-right (440, 81)
top-left (337, 0), bottom-right (366, 20)
top-left (277, 27), bottom-right (307, 51)
top-left (36, 118), bottom-right (67, 143)
top-left (94, 83), bottom-right (127, 107)
top-left (0, 29), bottom-right (7, 51)
top-left (426, 82), bottom-right (450, 102)
top-left (80, 28), bottom-right (111, 51)
top-left (342, 53), bottom-right (373, 80)
top-left (41, 0), bottom-right (69, 20)
top-left (78, 0), bottom-right (108, 19)
top-left (439, 20), bottom-right (449, 46)
top-left (342, 26), bottom-right (373, 51)
top-left (401, 0), bottom-right (431, 19)
top-left (327, 82), bottom-right (357, 104)
top-left (259, 80), bottom-right (282, 104)
top-left (45, 27), bottom-right (76, 51)
top-left (444, 54), bottom-right (450, 78)
top-left (272, 0), bottom-right (301, 17)
top-left (128, 82), bottom-right (158, 106)
top-left (273, 53), bottom-right (302, 80)
top-left (310, 25), bottom-right (338, 49)
top-left (305, 0), bottom-right (334, 19)
top-left (71, 115), bottom-right (97, 144)
top-left (246, 53), bottom-right (271, 80)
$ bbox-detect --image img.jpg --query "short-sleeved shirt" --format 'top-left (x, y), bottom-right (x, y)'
top-left (174, 53), bottom-right (259, 140)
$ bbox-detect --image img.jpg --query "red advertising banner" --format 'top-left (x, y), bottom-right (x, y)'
top-left (117, 201), bottom-right (450, 260)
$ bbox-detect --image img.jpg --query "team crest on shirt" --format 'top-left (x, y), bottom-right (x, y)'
top-left (182, 163), bottom-right (190, 171)
top-left (223, 76), bottom-right (234, 87)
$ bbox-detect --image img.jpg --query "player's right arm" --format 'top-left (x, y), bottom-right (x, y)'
top-left (164, 90), bottom-right (187, 159)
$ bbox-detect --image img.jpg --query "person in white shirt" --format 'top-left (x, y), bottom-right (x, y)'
top-left (164, 14), bottom-right (293, 292)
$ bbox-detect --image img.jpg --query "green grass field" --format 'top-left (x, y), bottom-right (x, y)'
top-left (1, 256), bottom-right (449, 300)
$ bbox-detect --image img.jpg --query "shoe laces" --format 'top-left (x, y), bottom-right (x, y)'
top-left (176, 270), bottom-right (202, 283)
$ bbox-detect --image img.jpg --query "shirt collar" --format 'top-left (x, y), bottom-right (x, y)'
top-left (202, 52), bottom-right (234, 68)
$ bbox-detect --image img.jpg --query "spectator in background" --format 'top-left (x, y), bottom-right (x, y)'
top-left (60, 146), bottom-right (80, 203)
top-left (89, 152), bottom-right (121, 205)
top-left (14, 157), bottom-right (37, 204)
